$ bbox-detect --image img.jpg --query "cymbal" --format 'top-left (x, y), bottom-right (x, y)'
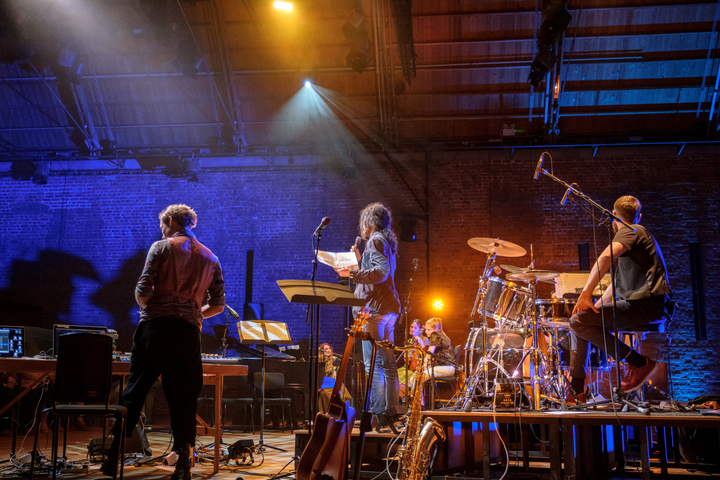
top-left (500, 264), bottom-right (525, 273)
top-left (507, 270), bottom-right (560, 282)
top-left (467, 238), bottom-right (527, 257)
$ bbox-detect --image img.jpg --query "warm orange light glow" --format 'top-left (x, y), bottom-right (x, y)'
top-left (433, 299), bottom-right (444, 310)
top-left (274, 1), bottom-right (293, 11)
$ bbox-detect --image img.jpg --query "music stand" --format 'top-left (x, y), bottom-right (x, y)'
top-left (277, 280), bottom-right (366, 431)
top-left (238, 320), bottom-right (293, 452)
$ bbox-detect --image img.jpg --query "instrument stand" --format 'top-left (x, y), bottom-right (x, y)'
top-left (459, 245), bottom-right (504, 409)
top-left (352, 333), bottom-right (377, 480)
top-left (238, 320), bottom-right (294, 452)
top-left (305, 229), bottom-right (324, 431)
top-left (535, 158), bottom-right (648, 413)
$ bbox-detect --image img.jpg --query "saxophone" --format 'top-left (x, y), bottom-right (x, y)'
top-left (396, 344), bottom-right (447, 480)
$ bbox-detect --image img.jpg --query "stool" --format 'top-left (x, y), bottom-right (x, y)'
top-left (619, 300), bottom-right (675, 400)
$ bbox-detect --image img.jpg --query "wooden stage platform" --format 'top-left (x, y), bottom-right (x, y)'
top-left (295, 406), bottom-right (720, 480)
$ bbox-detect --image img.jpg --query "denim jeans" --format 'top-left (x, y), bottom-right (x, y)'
top-left (362, 313), bottom-right (400, 414)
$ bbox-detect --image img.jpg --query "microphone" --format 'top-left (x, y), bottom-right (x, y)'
top-left (412, 258), bottom-right (418, 268)
top-left (355, 236), bottom-right (362, 247)
top-left (226, 305), bottom-right (240, 320)
top-left (313, 217), bottom-right (330, 237)
top-left (561, 183), bottom-right (577, 205)
top-left (534, 152), bottom-right (545, 180)
top-left (561, 188), bottom-right (571, 205)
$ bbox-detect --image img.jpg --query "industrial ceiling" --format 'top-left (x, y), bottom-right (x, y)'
top-left (1, 0), bottom-right (719, 169)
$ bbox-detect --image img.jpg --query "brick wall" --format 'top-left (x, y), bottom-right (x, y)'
top-left (0, 146), bottom-right (716, 400)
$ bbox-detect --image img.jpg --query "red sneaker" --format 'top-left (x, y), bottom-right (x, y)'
top-left (621, 357), bottom-right (659, 393)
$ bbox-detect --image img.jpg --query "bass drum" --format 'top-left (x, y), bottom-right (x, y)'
top-left (464, 327), bottom-right (528, 379)
top-left (479, 277), bottom-right (532, 327)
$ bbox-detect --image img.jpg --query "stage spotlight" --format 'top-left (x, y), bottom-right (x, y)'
top-left (185, 157), bottom-right (200, 182)
top-left (342, 11), bottom-right (372, 74)
top-left (527, 0), bottom-right (571, 87)
top-left (304, 80), bottom-right (312, 88)
top-left (274, 1), bottom-right (293, 11)
top-left (32, 161), bottom-right (50, 185)
top-left (433, 299), bottom-right (444, 310)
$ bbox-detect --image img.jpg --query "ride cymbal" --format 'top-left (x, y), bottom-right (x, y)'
top-left (467, 238), bottom-right (527, 257)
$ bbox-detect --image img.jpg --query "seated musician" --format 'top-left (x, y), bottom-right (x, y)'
top-left (408, 318), bottom-right (455, 397)
top-left (317, 343), bottom-right (351, 412)
top-left (398, 319), bottom-right (428, 400)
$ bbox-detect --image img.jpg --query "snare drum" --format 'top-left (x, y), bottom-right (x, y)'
top-left (479, 277), bottom-right (532, 326)
top-left (535, 298), bottom-right (577, 321)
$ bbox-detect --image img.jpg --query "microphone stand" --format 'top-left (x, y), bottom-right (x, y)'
top-left (535, 158), bottom-right (648, 413)
top-left (304, 229), bottom-right (324, 430)
top-left (220, 310), bottom-right (230, 359)
top-left (400, 259), bottom-right (419, 404)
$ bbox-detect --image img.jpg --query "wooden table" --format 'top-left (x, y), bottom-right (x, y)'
top-left (0, 357), bottom-right (248, 473)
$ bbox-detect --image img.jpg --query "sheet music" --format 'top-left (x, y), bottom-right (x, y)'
top-left (239, 321), bottom-right (266, 342)
top-left (265, 322), bottom-right (292, 343)
top-left (317, 250), bottom-right (358, 270)
top-left (237, 320), bottom-right (293, 344)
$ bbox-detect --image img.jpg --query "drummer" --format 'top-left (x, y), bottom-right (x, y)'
top-left (567, 195), bottom-right (672, 404)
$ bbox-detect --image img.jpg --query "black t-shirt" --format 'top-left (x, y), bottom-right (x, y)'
top-left (613, 224), bottom-right (672, 301)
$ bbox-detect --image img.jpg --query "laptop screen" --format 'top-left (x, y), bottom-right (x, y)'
top-left (0, 326), bottom-right (25, 358)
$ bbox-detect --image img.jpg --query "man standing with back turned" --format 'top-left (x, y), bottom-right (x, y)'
top-left (567, 195), bottom-right (672, 404)
top-left (103, 204), bottom-right (225, 480)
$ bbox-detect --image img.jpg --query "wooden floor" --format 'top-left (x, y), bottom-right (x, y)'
top-left (0, 425), bottom-right (298, 479)
top-left (3, 418), bottom-right (720, 479)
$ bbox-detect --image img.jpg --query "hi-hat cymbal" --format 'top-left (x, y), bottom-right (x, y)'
top-left (467, 238), bottom-right (527, 257)
top-left (507, 270), bottom-right (560, 282)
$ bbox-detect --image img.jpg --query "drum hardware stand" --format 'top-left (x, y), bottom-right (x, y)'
top-left (463, 247), bottom-right (500, 408)
top-left (504, 245), bottom-right (561, 411)
top-left (536, 322), bottom-right (571, 406)
top-left (459, 239), bottom-right (528, 410)
top-left (534, 154), bottom-right (648, 413)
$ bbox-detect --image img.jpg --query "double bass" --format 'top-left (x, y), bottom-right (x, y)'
top-left (296, 312), bottom-right (368, 480)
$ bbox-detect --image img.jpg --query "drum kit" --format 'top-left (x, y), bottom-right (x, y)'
top-left (452, 237), bottom-right (576, 411)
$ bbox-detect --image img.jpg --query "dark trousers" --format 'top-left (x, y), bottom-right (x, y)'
top-left (115, 317), bottom-right (203, 446)
top-left (569, 295), bottom-right (667, 380)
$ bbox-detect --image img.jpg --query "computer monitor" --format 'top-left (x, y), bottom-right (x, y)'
top-left (52, 324), bottom-right (110, 357)
top-left (0, 326), bottom-right (25, 358)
